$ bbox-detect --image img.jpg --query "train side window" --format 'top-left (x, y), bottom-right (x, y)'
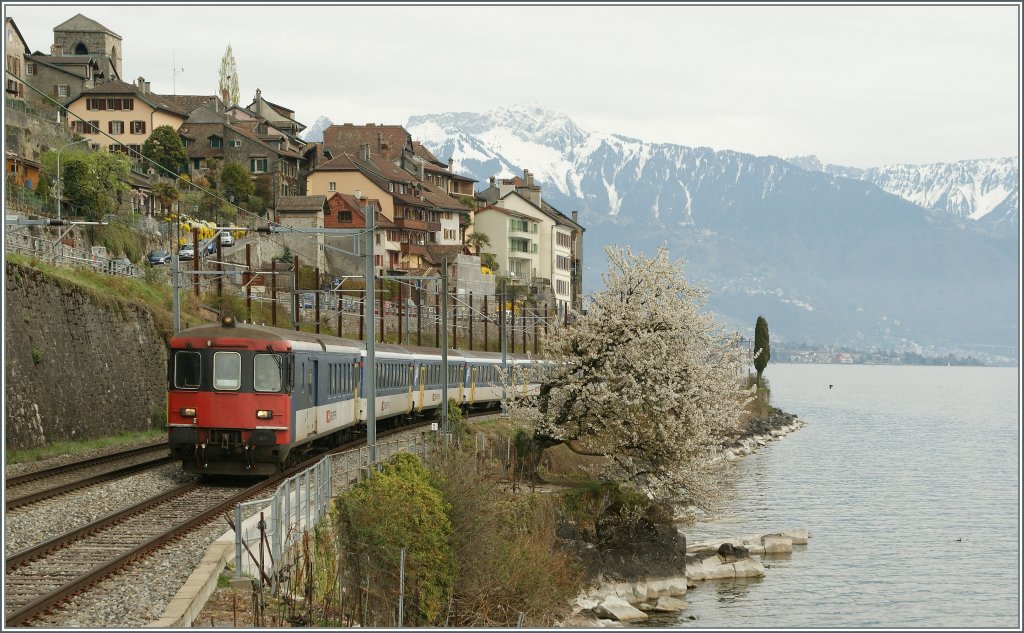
top-left (254, 354), bottom-right (282, 392)
top-left (173, 351), bottom-right (201, 389)
top-left (213, 352), bottom-right (242, 390)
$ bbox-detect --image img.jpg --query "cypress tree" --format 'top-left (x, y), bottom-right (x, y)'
top-left (754, 315), bottom-right (770, 386)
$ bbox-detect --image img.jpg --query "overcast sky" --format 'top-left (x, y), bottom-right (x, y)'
top-left (5, 3), bottom-right (1020, 168)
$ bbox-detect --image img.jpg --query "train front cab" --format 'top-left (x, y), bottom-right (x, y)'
top-left (167, 323), bottom-right (293, 476)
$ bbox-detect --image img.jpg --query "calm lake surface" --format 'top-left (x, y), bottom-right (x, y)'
top-left (650, 364), bottom-right (1020, 629)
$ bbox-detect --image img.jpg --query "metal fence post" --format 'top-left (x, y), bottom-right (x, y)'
top-left (398, 547), bottom-right (406, 627)
top-left (234, 503), bottom-right (243, 578)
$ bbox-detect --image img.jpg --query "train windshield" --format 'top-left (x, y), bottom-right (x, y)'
top-left (173, 351), bottom-right (201, 389)
top-left (254, 354), bottom-right (282, 392)
top-left (213, 352), bottom-right (242, 390)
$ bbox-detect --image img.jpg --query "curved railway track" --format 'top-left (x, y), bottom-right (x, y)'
top-left (3, 424), bottom-right (433, 627)
top-left (5, 444), bottom-right (172, 512)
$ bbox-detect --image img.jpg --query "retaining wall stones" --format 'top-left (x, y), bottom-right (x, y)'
top-left (4, 261), bottom-right (169, 449)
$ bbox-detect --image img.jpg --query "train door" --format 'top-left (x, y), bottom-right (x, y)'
top-left (310, 359), bottom-right (320, 437)
top-left (417, 365), bottom-right (426, 412)
top-left (352, 358), bottom-right (361, 424)
top-left (406, 364), bottom-right (414, 413)
top-left (470, 367), bottom-right (477, 404)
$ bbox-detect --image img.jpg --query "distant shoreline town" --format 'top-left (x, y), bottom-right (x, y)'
top-left (773, 344), bottom-right (1010, 367)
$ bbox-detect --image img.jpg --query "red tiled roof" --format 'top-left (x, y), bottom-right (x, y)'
top-left (322, 124), bottom-right (411, 162)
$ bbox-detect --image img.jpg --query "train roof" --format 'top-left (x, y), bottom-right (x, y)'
top-left (171, 320), bottom-right (548, 362)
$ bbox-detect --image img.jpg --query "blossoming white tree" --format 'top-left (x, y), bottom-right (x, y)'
top-left (522, 245), bottom-right (751, 509)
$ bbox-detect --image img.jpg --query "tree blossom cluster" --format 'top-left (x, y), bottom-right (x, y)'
top-left (507, 245), bottom-right (752, 508)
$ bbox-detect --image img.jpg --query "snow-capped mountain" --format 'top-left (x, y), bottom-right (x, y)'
top-left (785, 156), bottom-right (1018, 224)
top-left (407, 105), bottom-right (1018, 359)
top-left (302, 116), bottom-right (334, 143)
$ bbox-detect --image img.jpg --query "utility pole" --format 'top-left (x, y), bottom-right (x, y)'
top-left (441, 256), bottom-right (449, 436)
top-left (364, 201), bottom-right (377, 464)
top-left (500, 277), bottom-right (507, 417)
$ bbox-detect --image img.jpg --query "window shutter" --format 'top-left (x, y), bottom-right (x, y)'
top-left (108, 121), bottom-right (113, 133)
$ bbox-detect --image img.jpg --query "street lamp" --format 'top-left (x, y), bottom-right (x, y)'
top-left (56, 137), bottom-right (89, 222)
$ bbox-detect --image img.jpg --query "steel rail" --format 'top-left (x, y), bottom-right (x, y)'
top-left (5, 456), bottom-right (176, 511)
top-left (4, 422), bottom-right (433, 627)
top-left (5, 443), bottom-right (171, 487)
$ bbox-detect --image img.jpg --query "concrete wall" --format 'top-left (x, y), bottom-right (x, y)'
top-left (4, 261), bottom-right (169, 450)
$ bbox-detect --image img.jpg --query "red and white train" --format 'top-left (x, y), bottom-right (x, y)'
top-left (167, 317), bottom-right (540, 475)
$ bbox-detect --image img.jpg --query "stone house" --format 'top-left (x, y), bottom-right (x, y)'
top-left (5, 18), bottom-right (30, 100)
top-left (275, 195), bottom-right (326, 273)
top-left (23, 14), bottom-right (123, 107)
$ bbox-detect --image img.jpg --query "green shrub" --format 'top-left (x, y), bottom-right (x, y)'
top-left (334, 452), bottom-right (455, 626)
top-left (31, 348), bottom-right (42, 365)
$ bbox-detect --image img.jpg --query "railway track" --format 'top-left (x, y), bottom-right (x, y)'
top-left (3, 424), bottom-right (432, 627)
top-left (5, 443), bottom-right (173, 511)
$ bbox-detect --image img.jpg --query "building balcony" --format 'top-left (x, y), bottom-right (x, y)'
top-left (400, 242), bottom-right (430, 257)
top-left (394, 217), bottom-right (441, 232)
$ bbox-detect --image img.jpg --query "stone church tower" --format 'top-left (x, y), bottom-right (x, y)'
top-left (51, 13), bottom-right (122, 82)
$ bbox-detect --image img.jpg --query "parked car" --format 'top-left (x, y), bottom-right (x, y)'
top-left (220, 232), bottom-right (235, 247)
top-left (178, 244), bottom-right (195, 261)
top-left (146, 250), bottom-right (171, 266)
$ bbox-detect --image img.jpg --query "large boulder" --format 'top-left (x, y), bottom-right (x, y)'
top-left (594, 596), bottom-right (649, 622)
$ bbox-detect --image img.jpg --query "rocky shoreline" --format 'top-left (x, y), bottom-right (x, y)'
top-left (559, 408), bottom-right (807, 627)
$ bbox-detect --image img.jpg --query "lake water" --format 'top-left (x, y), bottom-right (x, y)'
top-left (648, 364), bottom-right (1020, 629)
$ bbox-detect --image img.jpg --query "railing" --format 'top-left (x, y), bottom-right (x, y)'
top-left (231, 433), bottom-right (431, 593)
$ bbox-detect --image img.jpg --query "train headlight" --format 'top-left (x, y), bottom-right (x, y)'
top-left (256, 410), bottom-right (274, 420)
top-left (180, 407), bottom-right (197, 417)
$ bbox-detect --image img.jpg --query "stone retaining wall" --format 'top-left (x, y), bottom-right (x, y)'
top-left (4, 261), bottom-right (169, 449)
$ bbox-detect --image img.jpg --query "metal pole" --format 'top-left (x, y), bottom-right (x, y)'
top-left (441, 257), bottom-right (449, 435)
top-left (245, 244), bottom-right (252, 321)
top-left (293, 254), bottom-right (300, 331)
top-left (172, 253), bottom-right (180, 333)
top-left (500, 280), bottom-right (507, 416)
top-left (365, 202), bottom-right (377, 464)
top-left (398, 548), bottom-right (406, 627)
top-left (271, 259), bottom-right (277, 328)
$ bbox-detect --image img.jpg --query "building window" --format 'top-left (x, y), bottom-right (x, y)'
top-left (109, 120), bottom-right (124, 134)
top-left (389, 182), bottom-right (395, 193)
top-left (229, 140), bottom-right (241, 148)
top-left (128, 144), bottom-right (142, 158)
top-left (86, 120), bottom-right (100, 133)
top-left (210, 137), bottom-right (222, 148)
top-left (557, 232), bottom-right (571, 248)
top-left (181, 138), bottom-right (190, 147)
top-left (338, 210), bottom-right (351, 222)
top-left (130, 120), bottom-right (146, 134)
top-left (328, 181), bottom-right (336, 192)
top-left (56, 84), bottom-right (69, 97)
top-left (26, 61), bottom-right (35, 76)
top-left (193, 158), bottom-right (201, 169)
top-left (250, 157), bottom-right (268, 173)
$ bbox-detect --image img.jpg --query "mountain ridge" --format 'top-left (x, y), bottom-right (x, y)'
top-left (406, 105), bottom-right (1018, 361)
